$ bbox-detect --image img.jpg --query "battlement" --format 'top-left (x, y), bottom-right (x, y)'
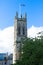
top-left (15, 12), bottom-right (27, 20)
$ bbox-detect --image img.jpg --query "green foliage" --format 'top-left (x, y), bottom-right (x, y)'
top-left (13, 37), bottom-right (43, 65)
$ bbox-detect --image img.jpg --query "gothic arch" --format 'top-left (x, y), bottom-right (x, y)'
top-left (22, 26), bottom-right (25, 35)
top-left (18, 26), bottom-right (21, 35)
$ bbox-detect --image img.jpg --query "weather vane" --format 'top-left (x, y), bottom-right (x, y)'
top-left (20, 4), bottom-right (25, 15)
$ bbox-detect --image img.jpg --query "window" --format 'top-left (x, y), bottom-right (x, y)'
top-left (23, 27), bottom-right (25, 35)
top-left (18, 26), bottom-right (20, 35)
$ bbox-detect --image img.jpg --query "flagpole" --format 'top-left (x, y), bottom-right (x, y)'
top-left (20, 4), bottom-right (25, 15)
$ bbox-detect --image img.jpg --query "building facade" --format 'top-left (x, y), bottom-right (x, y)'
top-left (0, 53), bottom-right (13, 65)
top-left (0, 53), bottom-right (8, 65)
top-left (13, 12), bottom-right (27, 63)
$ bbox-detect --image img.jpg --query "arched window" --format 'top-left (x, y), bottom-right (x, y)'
top-left (18, 26), bottom-right (20, 35)
top-left (23, 27), bottom-right (25, 35)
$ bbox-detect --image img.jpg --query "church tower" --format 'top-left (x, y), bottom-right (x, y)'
top-left (13, 12), bottom-right (27, 63)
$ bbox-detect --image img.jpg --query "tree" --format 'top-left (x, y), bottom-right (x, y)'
top-left (13, 37), bottom-right (43, 65)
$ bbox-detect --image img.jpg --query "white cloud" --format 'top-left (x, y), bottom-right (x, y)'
top-left (0, 25), bottom-right (43, 54)
top-left (27, 25), bottom-right (43, 38)
top-left (0, 26), bottom-right (14, 54)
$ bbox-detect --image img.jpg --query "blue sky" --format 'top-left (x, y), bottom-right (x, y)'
top-left (0, 0), bottom-right (43, 29)
top-left (0, 0), bottom-right (43, 54)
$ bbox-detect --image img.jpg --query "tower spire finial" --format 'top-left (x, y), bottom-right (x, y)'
top-left (15, 11), bottom-right (18, 18)
top-left (21, 14), bottom-right (22, 18)
top-left (24, 12), bottom-right (27, 18)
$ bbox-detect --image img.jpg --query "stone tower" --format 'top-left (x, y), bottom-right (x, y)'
top-left (13, 12), bottom-right (27, 63)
